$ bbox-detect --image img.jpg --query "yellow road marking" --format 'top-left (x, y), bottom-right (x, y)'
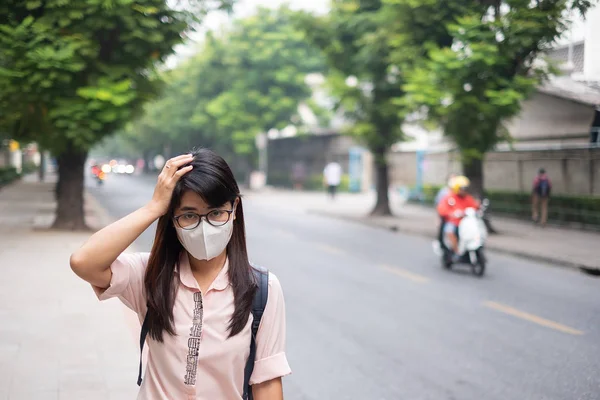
top-left (483, 301), bottom-right (584, 336)
top-left (380, 265), bottom-right (430, 283)
top-left (316, 244), bottom-right (345, 255)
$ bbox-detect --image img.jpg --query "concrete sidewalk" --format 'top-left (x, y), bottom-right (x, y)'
top-left (246, 189), bottom-right (600, 271)
top-left (0, 175), bottom-right (140, 400)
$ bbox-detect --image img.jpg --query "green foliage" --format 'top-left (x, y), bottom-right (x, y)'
top-left (0, 0), bottom-right (232, 156)
top-left (0, 162), bottom-right (36, 187)
top-left (0, 166), bottom-right (20, 187)
top-left (21, 161), bottom-right (38, 174)
top-left (295, 1), bottom-right (406, 156)
top-left (400, 0), bottom-right (596, 163)
top-left (115, 6), bottom-right (325, 163)
top-left (305, 98), bottom-right (332, 128)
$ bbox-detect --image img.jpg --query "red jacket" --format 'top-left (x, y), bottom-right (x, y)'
top-left (437, 193), bottom-right (480, 226)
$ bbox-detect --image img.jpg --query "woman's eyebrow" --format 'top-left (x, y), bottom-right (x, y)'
top-left (179, 206), bottom-right (200, 212)
top-left (178, 205), bottom-right (218, 212)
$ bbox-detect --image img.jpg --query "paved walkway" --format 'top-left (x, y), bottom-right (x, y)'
top-left (245, 188), bottom-right (600, 271)
top-left (0, 175), bottom-right (139, 400)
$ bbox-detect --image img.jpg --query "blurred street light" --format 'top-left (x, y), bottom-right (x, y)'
top-left (153, 155), bottom-right (165, 170)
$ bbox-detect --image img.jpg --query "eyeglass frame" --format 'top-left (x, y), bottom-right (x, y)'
top-left (173, 208), bottom-right (235, 230)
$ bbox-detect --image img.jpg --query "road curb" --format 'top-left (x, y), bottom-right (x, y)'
top-left (306, 209), bottom-right (598, 274)
top-left (85, 189), bottom-right (117, 230)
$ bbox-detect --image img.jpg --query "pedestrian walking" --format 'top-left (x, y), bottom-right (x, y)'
top-left (323, 160), bottom-right (342, 199)
top-left (70, 148), bottom-right (291, 400)
top-left (532, 168), bottom-right (552, 226)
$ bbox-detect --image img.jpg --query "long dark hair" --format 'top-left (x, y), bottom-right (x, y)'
top-left (144, 148), bottom-right (256, 342)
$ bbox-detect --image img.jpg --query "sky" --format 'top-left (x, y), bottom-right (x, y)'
top-left (167, 0), bottom-right (328, 67)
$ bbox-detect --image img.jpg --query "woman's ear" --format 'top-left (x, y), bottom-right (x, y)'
top-left (233, 197), bottom-right (240, 220)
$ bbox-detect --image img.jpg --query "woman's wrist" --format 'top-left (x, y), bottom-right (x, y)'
top-left (142, 202), bottom-right (165, 220)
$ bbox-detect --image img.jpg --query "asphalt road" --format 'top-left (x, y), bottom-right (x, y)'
top-left (88, 174), bottom-right (600, 400)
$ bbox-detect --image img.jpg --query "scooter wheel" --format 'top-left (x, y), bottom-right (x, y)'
top-left (471, 249), bottom-right (486, 277)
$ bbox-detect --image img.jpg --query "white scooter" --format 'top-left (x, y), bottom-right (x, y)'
top-left (433, 199), bottom-right (489, 277)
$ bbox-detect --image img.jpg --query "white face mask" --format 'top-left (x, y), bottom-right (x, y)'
top-left (176, 218), bottom-right (234, 261)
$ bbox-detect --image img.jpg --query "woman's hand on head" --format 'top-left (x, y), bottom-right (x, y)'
top-left (146, 154), bottom-right (194, 217)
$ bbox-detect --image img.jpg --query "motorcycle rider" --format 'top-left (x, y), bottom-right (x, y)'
top-left (434, 173), bottom-right (457, 207)
top-left (91, 164), bottom-right (101, 177)
top-left (435, 173), bottom-right (457, 245)
top-left (437, 176), bottom-right (480, 258)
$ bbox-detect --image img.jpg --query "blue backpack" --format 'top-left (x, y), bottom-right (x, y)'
top-left (137, 265), bottom-right (269, 400)
top-left (536, 178), bottom-right (550, 197)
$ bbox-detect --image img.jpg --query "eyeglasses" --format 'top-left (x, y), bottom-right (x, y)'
top-left (174, 209), bottom-right (234, 230)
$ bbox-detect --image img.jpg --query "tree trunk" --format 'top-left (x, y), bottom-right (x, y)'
top-left (55, 165), bottom-right (62, 201)
top-left (462, 156), bottom-right (484, 199)
top-left (52, 146), bottom-right (88, 230)
top-left (462, 155), bottom-right (498, 234)
top-left (38, 151), bottom-right (46, 182)
top-left (370, 147), bottom-right (392, 216)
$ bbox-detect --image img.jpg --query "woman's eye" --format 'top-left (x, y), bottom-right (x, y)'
top-left (209, 210), bottom-right (223, 217)
top-left (183, 213), bottom-right (197, 220)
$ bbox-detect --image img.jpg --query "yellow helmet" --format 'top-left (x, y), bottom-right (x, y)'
top-left (450, 175), bottom-right (470, 194)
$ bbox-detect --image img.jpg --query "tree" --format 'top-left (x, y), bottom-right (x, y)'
top-left (122, 6), bottom-right (326, 180)
top-left (401, 0), bottom-right (595, 197)
top-left (202, 7), bottom-right (326, 179)
top-left (295, 0), bottom-right (407, 216)
top-left (0, 0), bottom-right (233, 229)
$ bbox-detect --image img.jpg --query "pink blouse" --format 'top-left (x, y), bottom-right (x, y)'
top-left (94, 252), bottom-right (291, 399)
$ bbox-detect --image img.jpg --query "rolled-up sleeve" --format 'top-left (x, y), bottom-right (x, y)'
top-left (92, 252), bottom-right (149, 315)
top-left (250, 273), bottom-right (291, 385)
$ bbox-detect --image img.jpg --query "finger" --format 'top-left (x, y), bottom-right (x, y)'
top-left (165, 155), bottom-right (194, 171)
top-left (167, 153), bottom-right (193, 163)
top-left (167, 154), bottom-right (194, 165)
top-left (173, 165), bottom-right (193, 180)
top-left (161, 156), bottom-right (192, 178)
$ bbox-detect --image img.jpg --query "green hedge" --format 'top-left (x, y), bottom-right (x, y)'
top-left (0, 163), bottom-right (38, 188)
top-left (22, 161), bottom-right (38, 175)
top-left (0, 167), bottom-right (20, 187)
top-left (418, 184), bottom-right (600, 228)
top-left (268, 172), bottom-right (350, 192)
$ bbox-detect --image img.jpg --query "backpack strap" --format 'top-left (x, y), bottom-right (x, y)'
top-left (243, 265), bottom-right (269, 400)
top-left (137, 305), bottom-right (150, 386)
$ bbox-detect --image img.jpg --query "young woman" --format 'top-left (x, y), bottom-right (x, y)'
top-left (70, 149), bottom-right (290, 399)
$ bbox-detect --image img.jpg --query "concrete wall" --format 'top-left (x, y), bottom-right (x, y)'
top-left (390, 148), bottom-right (600, 196)
top-left (267, 133), bottom-right (600, 196)
top-left (506, 92), bottom-right (595, 143)
top-left (486, 148), bottom-right (600, 196)
top-left (267, 134), bottom-right (356, 184)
